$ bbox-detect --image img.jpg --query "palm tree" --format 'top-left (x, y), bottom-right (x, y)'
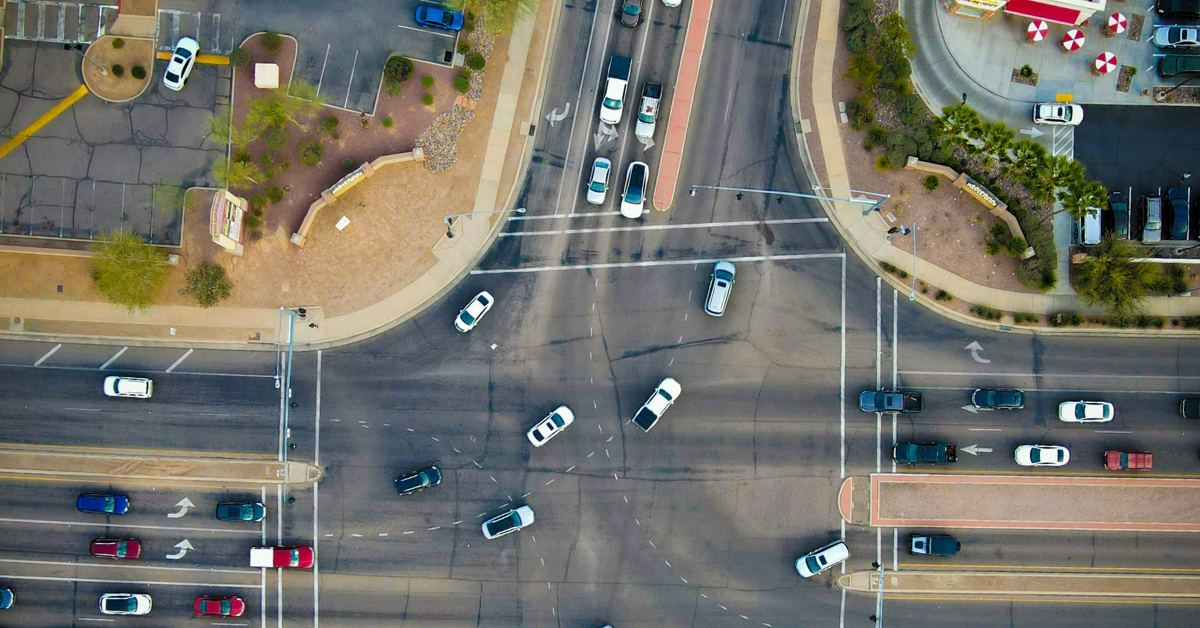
top-left (1073, 235), bottom-right (1163, 321)
top-left (936, 103), bottom-right (980, 150)
top-left (1005, 139), bottom-right (1047, 184)
top-left (976, 120), bottom-right (1015, 166)
top-left (1045, 179), bottom-right (1107, 225)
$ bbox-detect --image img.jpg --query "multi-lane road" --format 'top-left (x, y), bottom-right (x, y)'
top-left (1, 1), bottom-right (1199, 627)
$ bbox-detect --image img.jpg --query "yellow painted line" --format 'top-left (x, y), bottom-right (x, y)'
top-left (887, 595), bottom-right (1200, 605)
top-left (155, 51), bottom-right (229, 65)
top-left (899, 563), bottom-right (1200, 574)
top-left (0, 84), bottom-right (89, 161)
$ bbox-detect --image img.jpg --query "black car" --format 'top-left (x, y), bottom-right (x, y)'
top-left (970, 388), bottom-right (1025, 410)
top-left (1168, 187), bottom-right (1190, 240)
top-left (1159, 54), bottom-right (1200, 78)
top-left (1181, 398), bottom-right (1200, 419)
top-left (216, 501), bottom-right (266, 522)
top-left (1108, 191), bottom-right (1130, 240)
top-left (1159, 0), bottom-right (1200, 18)
top-left (395, 465), bottom-right (442, 495)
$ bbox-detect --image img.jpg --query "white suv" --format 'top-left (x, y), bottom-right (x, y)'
top-left (103, 376), bottom-right (153, 399)
top-left (796, 540), bottom-right (849, 578)
top-left (620, 162), bottom-right (648, 218)
top-left (632, 377), bottom-right (681, 432)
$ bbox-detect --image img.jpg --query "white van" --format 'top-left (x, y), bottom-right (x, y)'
top-left (1079, 208), bottom-right (1101, 246)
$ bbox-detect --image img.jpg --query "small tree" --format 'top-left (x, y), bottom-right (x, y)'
top-left (180, 261), bottom-right (233, 308)
top-left (91, 230), bottom-right (170, 312)
top-left (422, 75), bottom-right (435, 88)
top-left (923, 175), bottom-right (940, 191)
top-left (206, 110), bottom-right (255, 150)
top-left (111, 64), bottom-right (125, 77)
top-left (298, 140), bottom-right (323, 167)
top-left (229, 47), bottom-right (251, 69)
top-left (261, 32), bottom-right (283, 54)
top-left (454, 75), bottom-right (470, 93)
top-left (131, 65), bottom-right (146, 80)
top-left (466, 53), bottom-right (486, 71)
top-left (1074, 236), bottom-right (1163, 321)
top-left (263, 127), bottom-right (289, 150)
top-left (210, 156), bottom-right (264, 190)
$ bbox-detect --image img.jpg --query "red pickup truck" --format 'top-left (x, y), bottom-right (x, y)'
top-left (1105, 451), bottom-right (1152, 470)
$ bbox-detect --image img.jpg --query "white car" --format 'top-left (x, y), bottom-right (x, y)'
top-left (795, 540), bottom-right (849, 578)
top-left (1014, 445), bottom-right (1070, 467)
top-left (103, 376), bottom-right (153, 399)
top-left (662, 0), bottom-right (681, 6)
top-left (454, 291), bottom-right (494, 332)
top-left (620, 161), bottom-right (649, 219)
top-left (632, 377), bottom-right (681, 432)
top-left (482, 505), bottom-right (535, 539)
top-left (527, 406), bottom-right (575, 447)
top-left (1032, 103), bottom-right (1083, 126)
top-left (586, 157), bottom-right (612, 205)
top-left (100, 593), bottom-right (152, 616)
top-left (162, 37), bottom-right (200, 91)
top-left (1058, 400), bottom-right (1114, 423)
top-left (1153, 25), bottom-right (1200, 49)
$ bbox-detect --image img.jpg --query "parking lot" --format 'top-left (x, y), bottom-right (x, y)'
top-left (0, 42), bottom-right (228, 245)
top-left (1074, 104), bottom-right (1200, 246)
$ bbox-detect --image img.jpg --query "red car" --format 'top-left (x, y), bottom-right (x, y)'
top-left (249, 546), bottom-right (314, 569)
top-left (195, 595), bottom-right (246, 617)
top-left (90, 538), bottom-right (141, 560)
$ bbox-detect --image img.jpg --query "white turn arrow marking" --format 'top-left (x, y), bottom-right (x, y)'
top-left (965, 341), bottom-right (991, 364)
top-left (167, 497), bottom-right (194, 518)
top-left (637, 135), bottom-right (656, 151)
top-left (165, 539), bottom-right (193, 560)
top-left (962, 405), bottom-right (979, 414)
top-left (960, 444), bottom-right (993, 455)
top-left (544, 102), bottom-right (570, 127)
top-left (1019, 127), bottom-right (1044, 139)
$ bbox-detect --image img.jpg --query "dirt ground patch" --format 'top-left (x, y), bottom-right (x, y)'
top-left (83, 36), bottom-right (154, 102)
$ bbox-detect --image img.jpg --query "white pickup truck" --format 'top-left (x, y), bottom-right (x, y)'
top-left (634, 81), bottom-right (662, 140)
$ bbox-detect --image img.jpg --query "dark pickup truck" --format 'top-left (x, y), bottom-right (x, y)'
top-left (859, 390), bottom-right (924, 413)
top-left (909, 534), bottom-right (960, 556)
top-left (893, 442), bottom-right (957, 465)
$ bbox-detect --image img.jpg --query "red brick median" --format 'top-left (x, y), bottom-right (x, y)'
top-left (871, 473), bottom-right (1200, 532)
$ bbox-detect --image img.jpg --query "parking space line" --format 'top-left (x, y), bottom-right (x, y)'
top-left (316, 43), bottom-right (330, 97)
top-left (501, 217), bottom-right (829, 237)
top-left (34, 343), bottom-right (62, 366)
top-left (0, 516), bottom-right (260, 534)
top-left (343, 49), bottom-right (359, 110)
top-left (0, 557), bottom-right (256, 575)
top-left (471, 252), bottom-right (844, 274)
top-left (98, 346), bottom-right (128, 370)
top-left (0, 572), bottom-right (260, 588)
top-left (396, 23), bottom-right (454, 38)
top-left (165, 348), bottom-right (194, 373)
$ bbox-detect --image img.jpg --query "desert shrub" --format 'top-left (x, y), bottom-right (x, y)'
top-left (1179, 316), bottom-right (1200, 329)
top-left (878, 87), bottom-right (898, 105)
top-left (846, 96), bottom-right (874, 131)
top-left (874, 154), bottom-right (891, 172)
top-left (458, 41), bottom-right (472, 54)
top-left (263, 127), bottom-right (289, 150)
top-left (265, 186), bottom-right (283, 204)
top-left (897, 94), bottom-right (926, 126)
top-left (985, 240), bottom-right (1001, 256)
top-left (230, 47), bottom-right (250, 69)
top-left (249, 194), bottom-right (268, 211)
top-left (846, 24), bottom-right (875, 53)
top-left (1149, 264), bottom-right (1187, 295)
top-left (454, 75), bottom-right (470, 93)
top-left (1013, 312), bottom-right (1039, 324)
top-left (1019, 64), bottom-right (1034, 78)
top-left (841, 4), bottom-right (868, 31)
top-left (385, 56), bottom-right (414, 83)
top-left (1134, 314), bottom-right (1165, 329)
top-left (111, 64), bottom-right (124, 77)
top-left (1048, 312), bottom-right (1084, 327)
top-left (111, 38), bottom-right (125, 49)
top-left (924, 175), bottom-right (940, 191)
top-left (989, 222), bottom-right (1009, 239)
top-left (180, 261), bottom-right (232, 308)
top-left (935, 290), bottom-right (953, 302)
top-left (319, 116), bottom-right (339, 135)
top-left (298, 140), bottom-right (322, 167)
top-left (422, 75), bottom-right (435, 88)
top-left (879, 261), bottom-right (909, 279)
top-left (914, 125), bottom-right (931, 143)
top-left (1006, 237), bottom-right (1028, 258)
top-left (466, 53), bottom-right (486, 71)
top-left (971, 305), bottom-right (1003, 321)
top-left (422, 92), bottom-right (434, 105)
top-left (917, 141), bottom-right (933, 160)
top-left (864, 126), bottom-right (889, 150)
top-left (464, 20), bottom-right (475, 33)
top-left (340, 158), bottom-right (354, 170)
top-left (382, 116), bottom-right (393, 128)
top-left (384, 78), bottom-right (402, 97)
top-left (244, 212), bottom-right (261, 228)
top-left (131, 65), bottom-right (146, 80)
top-left (261, 32), bottom-right (282, 54)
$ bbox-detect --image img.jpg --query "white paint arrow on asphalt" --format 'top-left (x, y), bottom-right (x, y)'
top-left (544, 102), bottom-right (570, 127)
top-left (593, 123), bottom-right (618, 151)
top-left (960, 444), bottom-right (993, 455)
top-left (165, 539), bottom-right (193, 560)
top-left (637, 135), bottom-right (656, 151)
top-left (1019, 127), bottom-right (1044, 139)
top-left (167, 497), bottom-right (194, 519)
top-left (962, 405), bottom-right (979, 414)
top-left (965, 341), bottom-right (991, 364)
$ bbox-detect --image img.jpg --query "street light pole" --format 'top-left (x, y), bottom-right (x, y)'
top-left (444, 207), bottom-right (525, 238)
top-left (64, 43), bottom-right (107, 76)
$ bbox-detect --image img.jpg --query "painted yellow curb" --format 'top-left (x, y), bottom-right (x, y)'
top-left (0, 84), bottom-right (90, 162)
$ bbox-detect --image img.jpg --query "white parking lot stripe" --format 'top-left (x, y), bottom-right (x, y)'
top-left (471, 252), bottom-right (844, 275)
top-left (0, 516), bottom-right (259, 534)
top-left (34, 343), bottom-right (62, 366)
top-left (165, 348), bottom-right (194, 373)
top-left (99, 346), bottom-right (128, 370)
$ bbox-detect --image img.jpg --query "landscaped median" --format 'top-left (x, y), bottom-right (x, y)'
top-left (82, 35), bottom-right (155, 103)
top-left (838, 569), bottom-right (1200, 602)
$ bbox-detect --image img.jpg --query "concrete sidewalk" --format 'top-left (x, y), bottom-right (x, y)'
top-left (0, 2), bottom-right (558, 351)
top-left (839, 569), bottom-right (1200, 600)
top-left (794, 0), bottom-right (1200, 331)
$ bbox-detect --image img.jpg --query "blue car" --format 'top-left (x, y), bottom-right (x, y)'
top-left (77, 493), bottom-right (129, 515)
top-left (0, 588), bottom-right (12, 609)
top-left (414, 4), bottom-right (464, 31)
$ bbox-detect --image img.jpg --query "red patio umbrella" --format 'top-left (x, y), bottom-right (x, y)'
top-left (1062, 28), bottom-right (1085, 51)
top-left (1027, 20), bottom-right (1049, 42)
top-left (1094, 51), bottom-right (1118, 75)
top-left (1107, 12), bottom-right (1127, 37)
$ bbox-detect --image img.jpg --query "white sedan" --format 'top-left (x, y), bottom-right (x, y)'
top-left (527, 406), bottom-right (574, 447)
top-left (454, 291), bottom-right (494, 332)
top-left (632, 377), bottom-right (681, 432)
top-left (162, 37), bottom-right (200, 91)
top-left (100, 593), bottom-right (152, 616)
top-left (586, 157), bottom-right (611, 205)
top-left (1032, 103), bottom-right (1083, 126)
top-left (482, 505), bottom-right (535, 539)
top-left (1014, 445), bottom-right (1070, 467)
top-left (1058, 400), bottom-right (1114, 423)
top-left (103, 376), bottom-right (153, 399)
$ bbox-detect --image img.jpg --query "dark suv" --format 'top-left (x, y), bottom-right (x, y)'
top-left (1168, 186), bottom-right (1190, 240)
top-left (1158, 0), bottom-right (1200, 19)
